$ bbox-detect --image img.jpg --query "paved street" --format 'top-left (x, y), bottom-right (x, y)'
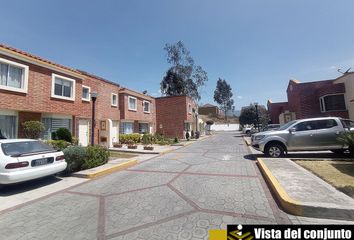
top-left (0, 132), bottom-right (352, 240)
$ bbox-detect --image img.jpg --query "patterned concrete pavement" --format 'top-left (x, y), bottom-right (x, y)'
top-left (0, 132), bottom-right (351, 240)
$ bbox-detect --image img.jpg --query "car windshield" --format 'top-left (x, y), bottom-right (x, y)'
top-left (1, 141), bottom-right (55, 156)
top-left (278, 120), bottom-right (297, 131)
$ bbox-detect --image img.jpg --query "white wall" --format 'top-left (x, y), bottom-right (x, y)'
top-left (210, 123), bottom-right (240, 131)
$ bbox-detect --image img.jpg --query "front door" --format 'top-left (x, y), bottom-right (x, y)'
top-left (78, 119), bottom-right (89, 147)
top-left (111, 120), bottom-right (119, 144)
top-left (287, 120), bottom-right (318, 151)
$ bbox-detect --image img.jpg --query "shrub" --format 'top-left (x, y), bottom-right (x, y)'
top-left (174, 137), bottom-right (179, 143)
top-left (119, 133), bottom-right (141, 144)
top-left (338, 132), bottom-right (354, 155)
top-left (195, 131), bottom-right (200, 139)
top-left (72, 137), bottom-right (79, 146)
top-left (56, 128), bottom-right (72, 143)
top-left (63, 146), bottom-right (87, 173)
top-left (82, 145), bottom-right (110, 170)
top-left (22, 121), bottom-right (45, 139)
top-left (142, 133), bottom-right (153, 145)
top-left (46, 140), bottom-right (70, 150)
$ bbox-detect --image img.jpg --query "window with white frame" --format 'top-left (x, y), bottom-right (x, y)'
top-left (143, 101), bottom-right (150, 113)
top-left (319, 94), bottom-right (346, 112)
top-left (41, 118), bottom-right (72, 140)
top-left (52, 74), bottom-right (75, 100)
top-left (128, 96), bottom-right (137, 111)
top-left (188, 104), bottom-right (192, 114)
top-left (82, 85), bottom-right (90, 101)
top-left (0, 58), bottom-right (28, 93)
top-left (111, 93), bottom-right (118, 107)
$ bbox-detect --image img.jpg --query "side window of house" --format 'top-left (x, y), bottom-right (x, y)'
top-left (0, 58), bottom-right (28, 93)
top-left (0, 115), bottom-right (17, 138)
top-left (42, 118), bottom-right (72, 140)
top-left (52, 74), bottom-right (75, 100)
top-left (320, 94), bottom-right (346, 112)
top-left (128, 96), bottom-right (137, 111)
top-left (120, 122), bottom-right (134, 134)
top-left (82, 86), bottom-right (90, 101)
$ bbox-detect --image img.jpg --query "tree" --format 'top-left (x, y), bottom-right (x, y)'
top-left (160, 41), bottom-right (208, 101)
top-left (213, 78), bottom-right (234, 121)
top-left (22, 121), bottom-right (45, 139)
top-left (239, 104), bottom-right (270, 127)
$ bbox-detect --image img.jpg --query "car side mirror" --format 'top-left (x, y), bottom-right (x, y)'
top-left (289, 128), bottom-right (296, 133)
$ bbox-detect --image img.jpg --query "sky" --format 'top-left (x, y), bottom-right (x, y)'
top-left (1, 0), bottom-right (354, 110)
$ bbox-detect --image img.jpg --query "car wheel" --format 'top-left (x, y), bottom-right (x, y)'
top-left (265, 143), bottom-right (285, 158)
top-left (330, 149), bottom-right (345, 154)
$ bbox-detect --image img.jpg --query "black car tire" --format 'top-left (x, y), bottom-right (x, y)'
top-left (265, 143), bottom-right (285, 158)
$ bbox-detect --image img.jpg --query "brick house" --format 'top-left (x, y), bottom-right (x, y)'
top-left (119, 88), bottom-right (156, 135)
top-left (198, 103), bottom-right (222, 118)
top-left (267, 100), bottom-right (289, 124)
top-left (268, 79), bottom-right (348, 124)
top-left (155, 95), bottom-right (198, 139)
top-left (0, 44), bottom-right (124, 147)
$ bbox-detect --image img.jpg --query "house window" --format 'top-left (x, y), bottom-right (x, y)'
top-left (143, 101), bottom-right (150, 113)
top-left (319, 94), bottom-right (346, 112)
top-left (184, 123), bottom-right (191, 131)
top-left (120, 122), bottom-right (134, 134)
top-left (0, 58), bottom-right (28, 93)
top-left (52, 74), bottom-right (76, 101)
top-left (139, 123), bottom-right (149, 134)
top-left (0, 115), bottom-right (16, 138)
top-left (111, 93), bottom-right (118, 107)
top-left (188, 104), bottom-right (192, 114)
top-left (42, 118), bottom-right (72, 140)
top-left (82, 86), bottom-right (90, 101)
top-left (128, 96), bottom-right (137, 111)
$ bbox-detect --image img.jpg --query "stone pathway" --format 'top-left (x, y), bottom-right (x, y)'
top-left (0, 132), bottom-right (351, 240)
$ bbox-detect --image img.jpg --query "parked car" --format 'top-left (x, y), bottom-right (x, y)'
top-left (242, 125), bottom-right (257, 135)
top-left (261, 124), bottom-right (280, 132)
top-left (0, 139), bottom-right (67, 184)
top-left (251, 117), bottom-right (354, 158)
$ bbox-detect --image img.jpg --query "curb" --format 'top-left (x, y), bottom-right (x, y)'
top-left (72, 159), bottom-right (138, 179)
top-left (257, 158), bottom-right (303, 216)
top-left (257, 158), bottom-right (354, 220)
top-left (243, 136), bottom-right (251, 146)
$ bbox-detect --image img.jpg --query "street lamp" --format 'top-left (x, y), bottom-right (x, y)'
top-left (91, 92), bottom-right (98, 146)
top-left (254, 102), bottom-right (260, 132)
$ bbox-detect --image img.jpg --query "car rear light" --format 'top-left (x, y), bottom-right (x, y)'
top-left (5, 161), bottom-right (29, 169)
top-left (56, 155), bottom-right (65, 161)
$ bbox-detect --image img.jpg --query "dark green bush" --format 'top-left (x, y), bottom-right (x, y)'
top-left (63, 146), bottom-right (87, 173)
top-left (56, 128), bottom-right (72, 143)
top-left (22, 121), bottom-right (45, 139)
top-left (174, 137), bottom-right (179, 143)
top-left (46, 140), bottom-right (71, 150)
top-left (82, 145), bottom-right (110, 170)
top-left (142, 133), bottom-right (153, 145)
top-left (119, 133), bottom-right (141, 144)
top-left (338, 132), bottom-right (354, 154)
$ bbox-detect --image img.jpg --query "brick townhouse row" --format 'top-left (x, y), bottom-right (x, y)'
top-left (0, 44), bottom-right (199, 147)
top-left (267, 78), bottom-right (349, 124)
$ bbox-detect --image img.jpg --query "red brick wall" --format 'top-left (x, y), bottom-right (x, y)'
top-left (155, 96), bottom-right (197, 138)
top-left (287, 80), bottom-right (348, 119)
top-left (119, 93), bottom-right (156, 133)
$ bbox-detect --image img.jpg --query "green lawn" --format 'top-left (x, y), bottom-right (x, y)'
top-left (109, 151), bottom-right (138, 159)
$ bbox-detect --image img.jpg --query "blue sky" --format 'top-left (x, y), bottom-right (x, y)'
top-left (1, 0), bottom-right (354, 109)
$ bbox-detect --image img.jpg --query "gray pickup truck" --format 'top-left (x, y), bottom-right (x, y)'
top-left (251, 117), bottom-right (354, 157)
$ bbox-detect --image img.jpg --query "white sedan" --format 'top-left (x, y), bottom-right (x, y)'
top-left (0, 139), bottom-right (67, 184)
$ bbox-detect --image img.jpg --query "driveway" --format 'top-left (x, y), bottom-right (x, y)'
top-left (0, 132), bottom-right (351, 240)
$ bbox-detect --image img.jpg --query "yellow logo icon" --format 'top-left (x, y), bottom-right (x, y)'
top-left (228, 225), bottom-right (254, 240)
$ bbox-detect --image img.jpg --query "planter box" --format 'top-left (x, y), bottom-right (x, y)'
top-left (113, 144), bottom-right (123, 148)
top-left (127, 145), bottom-right (138, 149)
top-left (143, 146), bottom-right (154, 151)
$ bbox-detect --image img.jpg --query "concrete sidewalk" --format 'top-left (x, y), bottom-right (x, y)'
top-left (258, 158), bottom-right (354, 221)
